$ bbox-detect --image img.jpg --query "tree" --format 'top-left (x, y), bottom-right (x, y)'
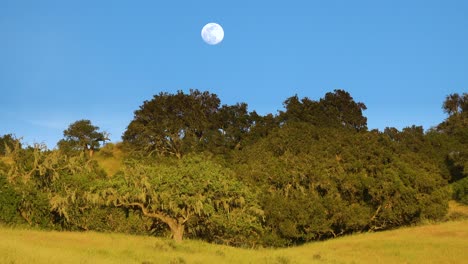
top-left (461, 93), bottom-right (468, 113)
top-left (443, 93), bottom-right (462, 116)
top-left (234, 121), bottom-right (449, 246)
top-left (0, 175), bottom-right (22, 224)
top-left (438, 93), bottom-right (468, 136)
top-left (217, 103), bottom-right (253, 150)
top-left (123, 90), bottom-right (221, 158)
top-left (58, 120), bottom-right (108, 157)
top-left (280, 90), bottom-right (367, 131)
top-left (88, 155), bottom-right (262, 242)
top-left (0, 134), bottom-right (21, 156)
top-left (437, 93), bottom-right (468, 183)
top-left (319, 89), bottom-right (367, 131)
top-left (1, 139), bottom-right (106, 227)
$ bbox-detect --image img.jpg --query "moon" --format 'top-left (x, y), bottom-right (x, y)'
top-left (201, 23), bottom-right (224, 45)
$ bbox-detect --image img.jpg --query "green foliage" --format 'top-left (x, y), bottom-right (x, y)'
top-left (88, 154), bottom-right (263, 244)
top-left (235, 123), bottom-right (450, 246)
top-left (0, 134), bottom-right (21, 156)
top-left (123, 89), bottom-right (269, 158)
top-left (5, 143), bottom-right (105, 188)
top-left (0, 175), bottom-right (22, 224)
top-left (2, 140), bottom-right (109, 228)
top-left (453, 177), bottom-right (468, 205)
top-left (280, 89), bottom-right (367, 131)
top-left (123, 90), bottom-right (222, 158)
top-left (17, 183), bottom-right (53, 227)
top-left (216, 103), bottom-right (254, 151)
top-left (436, 92), bottom-right (468, 183)
top-left (442, 92), bottom-right (467, 116)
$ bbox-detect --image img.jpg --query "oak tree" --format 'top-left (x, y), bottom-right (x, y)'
top-left (58, 120), bottom-right (108, 157)
top-left (88, 155), bottom-right (261, 242)
top-left (123, 90), bottom-right (220, 158)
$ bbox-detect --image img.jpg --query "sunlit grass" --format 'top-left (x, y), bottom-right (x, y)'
top-left (93, 143), bottom-right (125, 176)
top-left (1, 219), bottom-right (467, 264)
top-left (446, 200), bottom-right (468, 220)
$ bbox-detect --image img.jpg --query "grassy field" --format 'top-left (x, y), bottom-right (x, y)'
top-left (1, 218), bottom-right (467, 264)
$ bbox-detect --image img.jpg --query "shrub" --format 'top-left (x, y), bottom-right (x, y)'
top-left (0, 175), bottom-right (22, 224)
top-left (452, 177), bottom-right (468, 205)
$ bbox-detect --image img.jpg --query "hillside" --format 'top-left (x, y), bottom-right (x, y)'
top-left (1, 219), bottom-right (467, 264)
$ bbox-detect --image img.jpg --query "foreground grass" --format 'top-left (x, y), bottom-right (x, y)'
top-left (1, 219), bottom-right (467, 264)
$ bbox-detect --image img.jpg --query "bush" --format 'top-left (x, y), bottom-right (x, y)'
top-left (237, 125), bottom-right (451, 246)
top-left (18, 184), bottom-right (53, 228)
top-left (0, 175), bottom-right (22, 224)
top-left (452, 177), bottom-right (468, 205)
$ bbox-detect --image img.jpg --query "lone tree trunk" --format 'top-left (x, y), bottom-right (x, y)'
top-left (168, 221), bottom-right (185, 242)
top-left (164, 216), bottom-right (186, 242)
top-left (83, 144), bottom-right (94, 157)
top-left (123, 202), bottom-right (187, 242)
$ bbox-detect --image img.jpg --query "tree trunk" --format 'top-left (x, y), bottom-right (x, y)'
top-left (122, 202), bottom-right (186, 242)
top-left (169, 222), bottom-right (185, 242)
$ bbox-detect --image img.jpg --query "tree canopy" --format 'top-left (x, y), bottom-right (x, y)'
top-left (58, 120), bottom-right (108, 157)
top-left (87, 154), bottom-right (262, 243)
top-left (123, 90), bottom-right (221, 158)
top-left (0, 134), bottom-right (21, 156)
top-left (280, 89), bottom-right (367, 131)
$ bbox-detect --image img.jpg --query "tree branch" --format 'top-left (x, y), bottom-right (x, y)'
top-left (114, 201), bottom-right (175, 226)
top-left (370, 205), bottom-right (382, 222)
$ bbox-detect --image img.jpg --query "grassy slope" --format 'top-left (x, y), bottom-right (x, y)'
top-left (1, 219), bottom-right (467, 264)
top-left (93, 144), bottom-right (125, 176)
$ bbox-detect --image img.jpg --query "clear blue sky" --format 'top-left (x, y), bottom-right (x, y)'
top-left (1, 0), bottom-right (467, 148)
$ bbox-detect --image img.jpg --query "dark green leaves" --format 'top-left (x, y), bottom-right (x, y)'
top-left (58, 120), bottom-right (108, 157)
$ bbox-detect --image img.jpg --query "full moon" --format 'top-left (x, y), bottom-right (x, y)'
top-left (201, 23), bottom-right (224, 45)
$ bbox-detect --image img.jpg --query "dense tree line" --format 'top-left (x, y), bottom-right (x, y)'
top-left (0, 90), bottom-right (466, 247)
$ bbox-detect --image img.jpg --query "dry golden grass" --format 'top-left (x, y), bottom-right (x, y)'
top-left (1, 219), bottom-right (467, 264)
top-left (93, 143), bottom-right (125, 176)
top-left (447, 200), bottom-right (468, 219)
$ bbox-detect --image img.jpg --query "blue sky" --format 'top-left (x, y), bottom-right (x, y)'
top-left (1, 0), bottom-right (467, 148)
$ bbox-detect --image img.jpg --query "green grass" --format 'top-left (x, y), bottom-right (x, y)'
top-left (1, 219), bottom-right (467, 264)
